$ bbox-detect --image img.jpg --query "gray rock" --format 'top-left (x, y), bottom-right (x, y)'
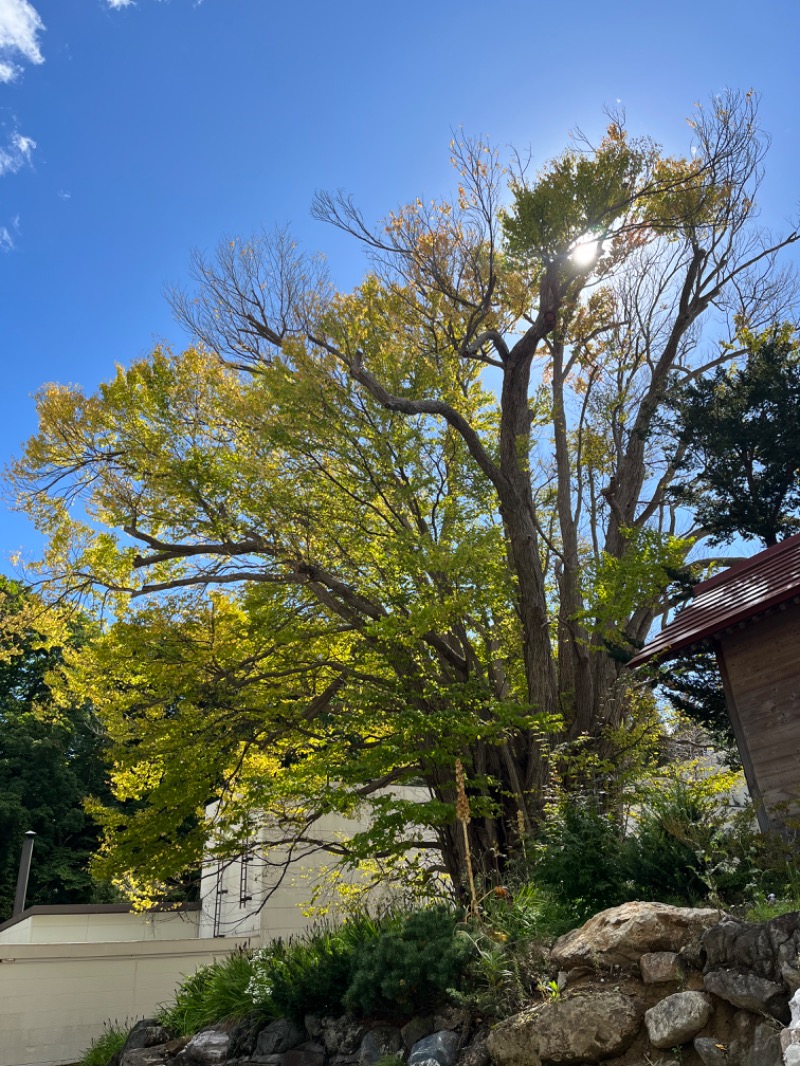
top-left (304, 1015), bottom-right (324, 1040)
top-left (784, 1028), bottom-right (800, 1053)
top-left (359, 1027), bottom-right (403, 1066)
top-left (644, 991), bottom-right (712, 1049)
top-left (703, 911), bottom-right (800, 991)
top-left (401, 1017), bottom-right (434, 1053)
top-left (704, 967), bottom-right (789, 1020)
top-left (487, 992), bottom-right (641, 1066)
top-left (783, 962), bottom-right (800, 993)
top-left (786, 1048), bottom-right (800, 1066)
top-left (122, 1020), bottom-right (172, 1053)
top-left (256, 1019), bottom-right (308, 1056)
top-left (640, 951), bottom-right (685, 984)
top-left (693, 1038), bottom-right (730, 1066)
top-left (409, 1031), bottom-right (460, 1066)
top-left (746, 1021), bottom-right (782, 1066)
top-left (120, 1049), bottom-right (169, 1066)
top-left (321, 1015), bottom-right (368, 1056)
top-left (455, 1031), bottom-right (489, 1066)
top-left (229, 1013), bottom-right (272, 1058)
top-left (179, 1029), bottom-right (232, 1064)
top-left (283, 1041), bottom-right (326, 1066)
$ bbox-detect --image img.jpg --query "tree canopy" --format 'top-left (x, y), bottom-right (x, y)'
top-left (0, 580), bottom-right (115, 921)
top-left (670, 324), bottom-right (800, 547)
top-left (9, 91), bottom-right (800, 901)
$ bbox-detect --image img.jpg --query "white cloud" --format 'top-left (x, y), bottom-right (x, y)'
top-left (0, 130), bottom-right (36, 176)
top-left (0, 215), bottom-right (20, 251)
top-left (0, 0), bottom-right (44, 83)
top-left (105, 0), bottom-right (135, 7)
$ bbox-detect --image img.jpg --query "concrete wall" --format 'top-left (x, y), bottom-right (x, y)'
top-left (0, 906), bottom-right (201, 946)
top-left (0, 935), bottom-right (251, 1066)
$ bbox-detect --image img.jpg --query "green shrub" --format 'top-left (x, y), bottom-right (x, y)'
top-left (344, 905), bottom-right (469, 1017)
top-left (249, 912), bottom-right (384, 1021)
top-left (624, 782), bottom-right (709, 904)
top-left (78, 1020), bottom-right (129, 1066)
top-left (532, 799), bottom-right (627, 919)
top-left (159, 949), bottom-right (258, 1036)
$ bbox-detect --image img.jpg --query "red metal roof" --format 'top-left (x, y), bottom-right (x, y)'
top-left (629, 532), bottom-right (800, 667)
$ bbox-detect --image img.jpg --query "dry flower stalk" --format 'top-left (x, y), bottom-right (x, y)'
top-left (455, 758), bottom-right (479, 917)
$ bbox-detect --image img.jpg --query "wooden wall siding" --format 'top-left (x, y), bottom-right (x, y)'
top-left (717, 603), bottom-right (800, 831)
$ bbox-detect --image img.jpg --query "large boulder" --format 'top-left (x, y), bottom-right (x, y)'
top-left (644, 991), bottom-right (712, 1049)
top-left (486, 991), bottom-right (641, 1066)
top-left (702, 912), bottom-right (800, 1023)
top-left (551, 902), bottom-right (723, 972)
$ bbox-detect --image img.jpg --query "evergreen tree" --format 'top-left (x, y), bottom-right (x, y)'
top-left (671, 326), bottom-right (800, 547)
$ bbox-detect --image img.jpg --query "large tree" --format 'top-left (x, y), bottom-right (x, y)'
top-left (9, 92), bottom-right (799, 898)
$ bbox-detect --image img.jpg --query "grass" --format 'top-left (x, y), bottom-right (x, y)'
top-left (77, 1020), bottom-right (129, 1066)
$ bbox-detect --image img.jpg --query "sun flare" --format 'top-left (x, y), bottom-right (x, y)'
top-left (570, 234), bottom-right (601, 267)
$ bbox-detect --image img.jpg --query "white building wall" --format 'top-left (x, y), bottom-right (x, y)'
top-left (199, 787), bottom-right (432, 942)
top-left (0, 936), bottom-right (251, 1066)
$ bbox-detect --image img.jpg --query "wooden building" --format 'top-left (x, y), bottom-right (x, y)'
top-left (629, 533), bottom-right (800, 833)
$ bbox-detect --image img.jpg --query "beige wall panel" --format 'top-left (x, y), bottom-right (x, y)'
top-left (0, 937), bottom-right (250, 1066)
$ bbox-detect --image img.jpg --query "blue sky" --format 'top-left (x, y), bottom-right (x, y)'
top-left (1, 0), bottom-right (799, 570)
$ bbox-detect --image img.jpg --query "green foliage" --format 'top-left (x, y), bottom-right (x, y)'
top-left (77, 1020), bottom-right (129, 1066)
top-left (0, 579), bottom-right (115, 921)
top-left (624, 778), bottom-right (769, 907)
top-left (671, 325), bottom-right (800, 547)
top-left (248, 913), bottom-right (385, 1021)
top-left (453, 883), bottom-right (571, 1020)
top-left (585, 528), bottom-right (693, 651)
top-left (159, 949), bottom-right (259, 1036)
top-left (625, 782), bottom-right (710, 903)
top-left (532, 799), bottom-right (628, 919)
top-left (344, 905), bottom-right (469, 1017)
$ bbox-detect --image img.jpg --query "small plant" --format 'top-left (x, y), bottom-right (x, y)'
top-left (535, 978), bottom-right (561, 1001)
top-left (78, 1020), bottom-right (129, 1066)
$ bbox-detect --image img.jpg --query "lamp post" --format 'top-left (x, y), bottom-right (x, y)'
top-left (12, 831), bottom-right (36, 917)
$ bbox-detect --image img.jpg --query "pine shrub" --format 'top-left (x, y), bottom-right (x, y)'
top-left (344, 905), bottom-right (469, 1017)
